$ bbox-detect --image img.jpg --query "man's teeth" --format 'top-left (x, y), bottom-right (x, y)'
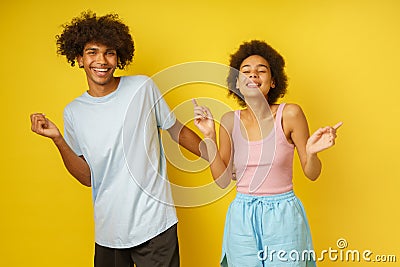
top-left (94, 68), bottom-right (108, 72)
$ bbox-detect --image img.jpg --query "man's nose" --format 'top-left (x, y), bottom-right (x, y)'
top-left (96, 53), bottom-right (106, 64)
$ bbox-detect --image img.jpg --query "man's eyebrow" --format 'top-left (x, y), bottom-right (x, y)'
top-left (240, 64), bottom-right (269, 69)
top-left (84, 47), bottom-right (116, 52)
top-left (84, 47), bottom-right (98, 51)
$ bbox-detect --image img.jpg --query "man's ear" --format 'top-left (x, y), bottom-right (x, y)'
top-left (77, 56), bottom-right (84, 68)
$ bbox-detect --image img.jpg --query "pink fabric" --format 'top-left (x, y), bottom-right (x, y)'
top-left (233, 103), bottom-right (294, 195)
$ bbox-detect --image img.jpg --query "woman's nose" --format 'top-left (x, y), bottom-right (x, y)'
top-left (249, 72), bottom-right (258, 78)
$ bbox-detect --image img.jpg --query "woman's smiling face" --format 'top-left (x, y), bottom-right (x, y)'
top-left (237, 55), bottom-right (275, 99)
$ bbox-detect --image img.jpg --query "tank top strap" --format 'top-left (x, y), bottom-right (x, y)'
top-left (232, 110), bottom-right (241, 138)
top-left (275, 103), bottom-right (286, 131)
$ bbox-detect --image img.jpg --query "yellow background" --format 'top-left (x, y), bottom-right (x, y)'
top-left (1, 0), bottom-right (400, 266)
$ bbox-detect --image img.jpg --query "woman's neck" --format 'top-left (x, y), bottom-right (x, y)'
top-left (244, 97), bottom-right (273, 120)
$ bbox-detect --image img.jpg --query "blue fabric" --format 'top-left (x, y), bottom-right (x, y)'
top-left (64, 76), bottom-right (178, 248)
top-left (221, 191), bottom-right (316, 267)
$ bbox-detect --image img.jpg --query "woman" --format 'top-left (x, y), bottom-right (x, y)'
top-left (193, 40), bottom-right (342, 266)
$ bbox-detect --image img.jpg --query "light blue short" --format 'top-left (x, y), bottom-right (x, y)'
top-left (221, 191), bottom-right (317, 267)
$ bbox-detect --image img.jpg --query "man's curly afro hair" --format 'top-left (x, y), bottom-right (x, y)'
top-left (227, 40), bottom-right (288, 106)
top-left (56, 11), bottom-right (134, 69)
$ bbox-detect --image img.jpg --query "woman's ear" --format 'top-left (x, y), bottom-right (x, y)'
top-left (271, 79), bottom-right (276, 88)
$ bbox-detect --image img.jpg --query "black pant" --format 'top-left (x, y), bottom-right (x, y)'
top-left (94, 224), bottom-right (180, 267)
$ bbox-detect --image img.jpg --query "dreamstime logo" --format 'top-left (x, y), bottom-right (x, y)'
top-left (336, 238), bottom-right (348, 249)
top-left (122, 61), bottom-right (276, 207)
top-left (257, 238), bottom-right (397, 263)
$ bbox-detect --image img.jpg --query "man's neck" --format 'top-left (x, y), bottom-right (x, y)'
top-left (87, 77), bottom-right (121, 97)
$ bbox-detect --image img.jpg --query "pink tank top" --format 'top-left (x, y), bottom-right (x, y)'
top-left (233, 103), bottom-right (294, 195)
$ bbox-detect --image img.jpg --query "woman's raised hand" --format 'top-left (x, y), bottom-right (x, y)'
top-left (192, 99), bottom-right (216, 138)
top-left (306, 121), bottom-right (343, 155)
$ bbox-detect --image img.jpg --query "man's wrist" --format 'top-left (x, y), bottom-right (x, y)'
top-left (52, 134), bottom-right (64, 145)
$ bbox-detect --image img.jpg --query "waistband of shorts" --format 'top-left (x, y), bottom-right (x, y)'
top-left (235, 190), bottom-right (296, 203)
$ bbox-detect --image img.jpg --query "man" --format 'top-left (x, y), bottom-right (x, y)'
top-left (30, 11), bottom-right (204, 267)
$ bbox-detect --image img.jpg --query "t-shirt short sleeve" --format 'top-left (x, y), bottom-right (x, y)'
top-left (149, 79), bottom-right (176, 130)
top-left (63, 106), bottom-right (83, 156)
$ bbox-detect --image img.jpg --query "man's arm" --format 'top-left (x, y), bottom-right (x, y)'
top-left (167, 119), bottom-right (208, 161)
top-left (30, 113), bottom-right (91, 186)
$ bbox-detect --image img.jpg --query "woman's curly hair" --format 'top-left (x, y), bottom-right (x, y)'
top-left (227, 40), bottom-right (288, 106)
top-left (56, 11), bottom-right (134, 69)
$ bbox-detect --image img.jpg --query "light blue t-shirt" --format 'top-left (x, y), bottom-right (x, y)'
top-left (63, 75), bottom-right (178, 248)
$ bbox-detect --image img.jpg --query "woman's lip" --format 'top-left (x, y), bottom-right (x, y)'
top-left (246, 83), bottom-right (260, 88)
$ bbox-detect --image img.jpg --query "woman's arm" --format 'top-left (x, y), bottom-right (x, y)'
top-left (283, 104), bottom-right (342, 181)
top-left (193, 100), bottom-right (234, 188)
